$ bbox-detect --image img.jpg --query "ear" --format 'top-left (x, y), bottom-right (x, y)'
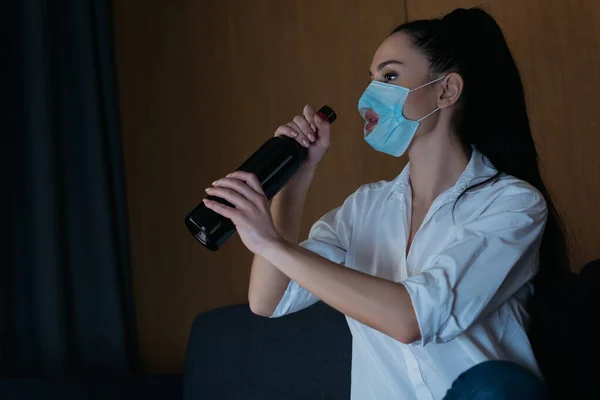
top-left (438, 72), bottom-right (463, 109)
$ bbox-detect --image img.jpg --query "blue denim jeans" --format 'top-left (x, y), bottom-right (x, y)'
top-left (443, 360), bottom-right (548, 400)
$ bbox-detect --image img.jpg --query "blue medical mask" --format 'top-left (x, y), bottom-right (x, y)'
top-left (358, 76), bottom-right (446, 157)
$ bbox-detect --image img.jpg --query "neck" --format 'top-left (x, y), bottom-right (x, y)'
top-left (407, 127), bottom-right (470, 205)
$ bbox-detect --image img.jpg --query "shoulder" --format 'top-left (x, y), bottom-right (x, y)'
top-left (488, 174), bottom-right (546, 211)
top-left (457, 174), bottom-right (547, 226)
top-left (466, 150), bottom-right (546, 212)
top-left (344, 177), bottom-right (399, 206)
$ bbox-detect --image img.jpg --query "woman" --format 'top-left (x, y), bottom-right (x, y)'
top-left (202, 7), bottom-right (567, 400)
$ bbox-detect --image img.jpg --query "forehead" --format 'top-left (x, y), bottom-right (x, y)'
top-left (370, 32), bottom-right (429, 71)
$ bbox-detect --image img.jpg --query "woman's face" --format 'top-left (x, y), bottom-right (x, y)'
top-left (368, 32), bottom-right (441, 133)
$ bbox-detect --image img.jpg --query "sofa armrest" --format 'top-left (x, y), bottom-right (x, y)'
top-left (183, 301), bottom-right (351, 400)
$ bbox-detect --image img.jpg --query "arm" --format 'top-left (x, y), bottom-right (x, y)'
top-left (248, 166), bottom-right (315, 316)
top-left (205, 171), bottom-right (418, 341)
top-left (261, 240), bottom-right (420, 343)
top-left (247, 105), bottom-right (332, 316)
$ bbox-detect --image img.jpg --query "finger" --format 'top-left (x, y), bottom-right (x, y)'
top-left (212, 177), bottom-right (263, 204)
top-left (205, 186), bottom-right (253, 210)
top-left (203, 199), bottom-right (238, 220)
top-left (285, 121), bottom-right (304, 137)
top-left (293, 115), bottom-right (316, 142)
top-left (227, 171), bottom-right (264, 193)
top-left (303, 105), bottom-right (317, 132)
top-left (275, 124), bottom-right (299, 139)
top-left (286, 122), bottom-right (310, 147)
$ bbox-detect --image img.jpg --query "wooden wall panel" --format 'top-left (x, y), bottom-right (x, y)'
top-left (406, 0), bottom-right (600, 270)
top-left (112, 0), bottom-right (407, 373)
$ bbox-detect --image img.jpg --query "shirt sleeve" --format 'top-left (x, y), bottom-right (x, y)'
top-left (270, 193), bottom-right (356, 318)
top-left (400, 186), bottom-right (548, 346)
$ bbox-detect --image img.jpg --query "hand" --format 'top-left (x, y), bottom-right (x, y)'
top-left (275, 104), bottom-right (332, 169)
top-left (203, 171), bottom-right (283, 255)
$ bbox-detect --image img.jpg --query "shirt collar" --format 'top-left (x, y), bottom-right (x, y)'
top-left (391, 148), bottom-right (498, 200)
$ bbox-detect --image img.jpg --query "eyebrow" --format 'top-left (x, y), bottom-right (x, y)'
top-left (368, 60), bottom-right (403, 76)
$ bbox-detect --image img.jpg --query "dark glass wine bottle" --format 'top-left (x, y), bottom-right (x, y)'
top-left (185, 105), bottom-right (337, 251)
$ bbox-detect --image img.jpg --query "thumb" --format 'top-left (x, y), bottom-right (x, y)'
top-left (314, 112), bottom-right (331, 130)
top-left (314, 113), bottom-right (331, 145)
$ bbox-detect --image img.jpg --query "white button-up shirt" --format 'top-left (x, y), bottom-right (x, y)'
top-left (271, 149), bottom-right (546, 399)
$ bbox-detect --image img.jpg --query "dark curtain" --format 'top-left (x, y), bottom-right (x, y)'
top-left (2, 0), bottom-right (138, 378)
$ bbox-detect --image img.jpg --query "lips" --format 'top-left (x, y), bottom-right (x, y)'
top-left (364, 109), bottom-right (379, 133)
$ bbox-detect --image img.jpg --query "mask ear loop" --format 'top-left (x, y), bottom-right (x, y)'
top-left (417, 107), bottom-right (441, 122)
top-left (409, 75), bottom-right (447, 93)
top-left (411, 75), bottom-right (447, 122)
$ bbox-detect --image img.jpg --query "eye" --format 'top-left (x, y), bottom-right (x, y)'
top-left (383, 72), bottom-right (398, 83)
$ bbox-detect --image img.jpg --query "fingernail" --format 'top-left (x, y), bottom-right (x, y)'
top-left (226, 173), bottom-right (232, 177)
top-left (315, 114), bottom-right (323, 124)
top-left (205, 188), bottom-right (212, 192)
top-left (212, 181), bottom-right (217, 185)
top-left (203, 199), bottom-right (210, 204)
top-left (308, 133), bottom-right (315, 141)
top-left (302, 139), bottom-right (309, 147)
top-left (291, 131), bottom-right (298, 137)
top-left (310, 124), bottom-right (316, 132)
